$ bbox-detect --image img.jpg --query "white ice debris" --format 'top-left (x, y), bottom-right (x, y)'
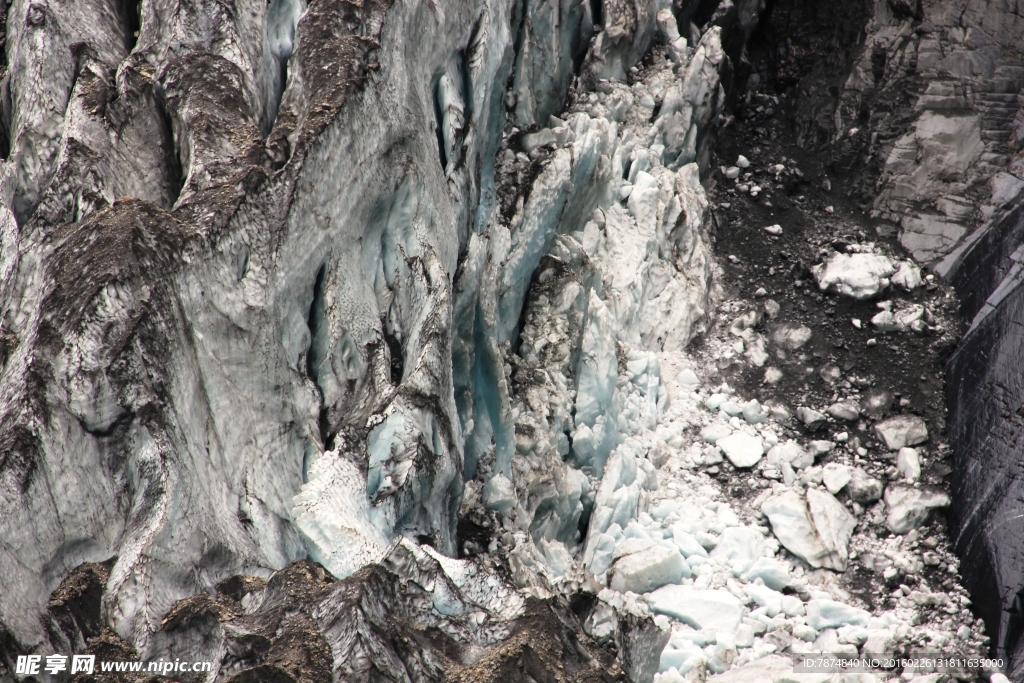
top-left (761, 489), bottom-right (855, 571)
top-left (896, 447), bottom-right (922, 482)
top-left (611, 544), bottom-right (691, 594)
top-left (716, 432), bottom-right (765, 468)
top-left (847, 468), bottom-right (884, 503)
top-left (822, 463), bottom-right (852, 494)
top-left (812, 252), bottom-right (896, 299)
top-left (871, 303), bottom-right (925, 332)
top-left (874, 415), bottom-right (929, 450)
top-left (647, 586), bottom-right (744, 632)
top-left (806, 599), bottom-right (870, 630)
top-left (771, 322), bottom-right (812, 350)
top-left (885, 486), bottom-right (951, 534)
top-left (892, 261), bottom-right (923, 290)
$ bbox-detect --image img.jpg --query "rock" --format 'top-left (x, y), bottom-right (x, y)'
top-left (822, 463), bottom-right (852, 494)
top-left (716, 432), bottom-right (765, 468)
top-left (764, 367), bottom-right (783, 384)
top-left (885, 486), bottom-right (950, 534)
top-left (761, 489), bottom-right (855, 571)
top-left (806, 599), bottom-right (870, 630)
top-left (724, 166), bottom-right (740, 179)
top-left (770, 322), bottom-right (813, 350)
top-left (812, 252), bottom-right (896, 299)
top-left (892, 262), bottom-right (923, 290)
top-left (874, 415), bottom-right (929, 450)
top-left (647, 586), bottom-right (744, 633)
top-left (700, 423), bottom-right (733, 444)
top-left (896, 447), bottom-right (921, 482)
top-left (860, 389), bottom-right (894, 418)
top-left (764, 224), bottom-right (783, 235)
top-left (797, 407), bottom-right (827, 430)
top-left (737, 155), bottom-right (750, 168)
top-left (710, 526), bottom-right (767, 573)
top-left (827, 401), bottom-right (860, 421)
top-left (847, 468), bottom-right (884, 504)
top-left (610, 544), bottom-right (691, 594)
top-left (763, 299), bottom-right (781, 319)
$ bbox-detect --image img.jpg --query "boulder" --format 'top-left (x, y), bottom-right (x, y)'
top-left (874, 415), bottom-right (928, 450)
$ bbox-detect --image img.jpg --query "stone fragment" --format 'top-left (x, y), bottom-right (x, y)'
top-left (847, 468), bottom-right (884, 504)
top-left (764, 224), bottom-right (783, 235)
top-left (874, 415), bottom-right (928, 450)
top-left (797, 407), bottom-right (827, 430)
top-left (827, 401), bottom-right (860, 421)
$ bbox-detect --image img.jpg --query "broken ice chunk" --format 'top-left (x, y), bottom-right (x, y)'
top-left (700, 423), bottom-right (732, 444)
top-left (716, 432), bottom-right (764, 468)
top-left (885, 486), bottom-right (950, 534)
top-left (761, 489), bottom-right (855, 571)
top-left (806, 599), bottom-right (870, 630)
top-left (742, 557), bottom-right (791, 590)
top-left (896, 447), bottom-right (921, 482)
top-left (812, 252), bottom-right (896, 300)
top-left (822, 463), bottom-right (851, 495)
top-left (482, 474), bottom-right (517, 513)
top-left (610, 544), bottom-right (692, 594)
top-left (647, 586), bottom-right (744, 633)
top-left (891, 261), bottom-right (923, 290)
top-left (709, 526), bottom-right (766, 573)
top-left (873, 415), bottom-right (928, 450)
top-left (744, 583), bottom-right (785, 617)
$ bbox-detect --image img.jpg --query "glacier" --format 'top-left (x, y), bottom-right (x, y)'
top-left (0, 0), bottom-right (1002, 679)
